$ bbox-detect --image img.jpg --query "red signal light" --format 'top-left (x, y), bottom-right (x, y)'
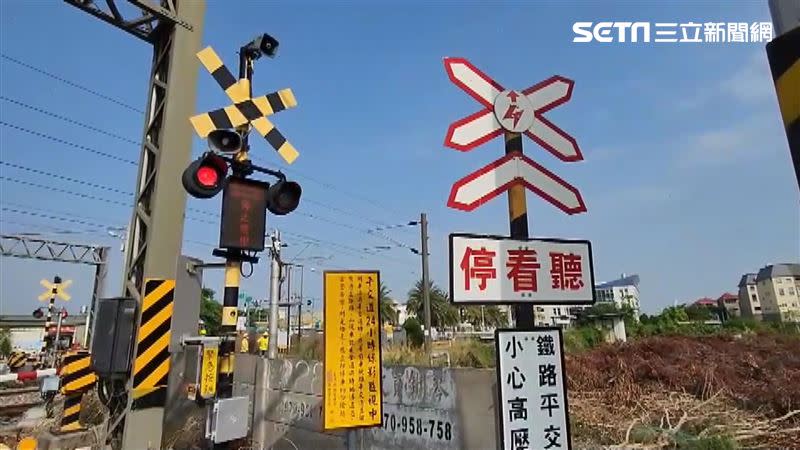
top-left (196, 166), bottom-right (220, 188)
top-left (182, 153), bottom-right (228, 199)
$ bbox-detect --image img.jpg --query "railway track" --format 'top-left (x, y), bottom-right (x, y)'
top-left (0, 387), bottom-right (38, 397)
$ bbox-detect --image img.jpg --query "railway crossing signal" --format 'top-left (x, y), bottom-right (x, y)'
top-left (443, 57), bottom-right (586, 214)
top-left (38, 278), bottom-right (71, 302)
top-left (444, 58), bottom-right (582, 161)
top-left (182, 151), bottom-right (229, 199)
top-left (190, 46), bottom-right (300, 164)
top-left (447, 152), bottom-right (586, 214)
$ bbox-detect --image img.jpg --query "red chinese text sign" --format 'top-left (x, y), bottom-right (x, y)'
top-left (449, 233), bottom-right (596, 304)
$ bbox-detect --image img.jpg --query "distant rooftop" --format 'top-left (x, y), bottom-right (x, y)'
top-left (755, 263), bottom-right (800, 282)
top-left (738, 273), bottom-right (756, 287)
top-left (693, 297), bottom-right (717, 307)
top-left (595, 274), bottom-right (640, 289)
top-left (717, 292), bottom-right (737, 303)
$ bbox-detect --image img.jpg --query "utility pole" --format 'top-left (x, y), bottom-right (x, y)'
top-left (63, 2), bottom-right (206, 448)
top-left (298, 265), bottom-right (304, 341)
top-left (420, 213), bottom-right (433, 354)
top-left (268, 230), bottom-right (281, 359)
top-left (767, 0), bottom-right (800, 190)
top-left (285, 264), bottom-right (292, 350)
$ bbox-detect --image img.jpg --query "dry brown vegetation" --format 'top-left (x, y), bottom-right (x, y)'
top-left (567, 332), bottom-right (800, 448)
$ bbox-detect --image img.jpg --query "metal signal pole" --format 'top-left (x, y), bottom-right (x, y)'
top-left (505, 132), bottom-right (535, 328)
top-left (268, 230), bottom-right (281, 359)
top-left (420, 213), bottom-right (433, 354)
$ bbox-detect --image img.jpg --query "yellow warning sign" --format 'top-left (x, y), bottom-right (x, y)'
top-left (200, 346), bottom-right (218, 399)
top-left (323, 271), bottom-right (382, 430)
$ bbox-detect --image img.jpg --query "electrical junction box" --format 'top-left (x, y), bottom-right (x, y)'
top-left (206, 396), bottom-right (250, 443)
top-left (91, 297), bottom-right (138, 377)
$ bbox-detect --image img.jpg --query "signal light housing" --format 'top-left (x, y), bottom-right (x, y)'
top-left (33, 308), bottom-right (44, 319)
top-left (182, 153), bottom-right (228, 199)
top-left (266, 180), bottom-right (302, 216)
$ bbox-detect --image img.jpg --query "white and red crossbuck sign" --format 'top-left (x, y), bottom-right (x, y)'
top-left (449, 233), bottom-right (595, 304)
top-left (443, 57), bottom-right (587, 215)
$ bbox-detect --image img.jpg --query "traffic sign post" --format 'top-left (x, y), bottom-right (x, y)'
top-left (444, 57), bottom-right (590, 450)
top-left (443, 57), bottom-right (588, 328)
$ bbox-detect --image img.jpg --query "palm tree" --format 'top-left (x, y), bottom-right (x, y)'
top-left (378, 281), bottom-right (398, 325)
top-left (463, 306), bottom-right (507, 330)
top-left (406, 279), bottom-right (459, 328)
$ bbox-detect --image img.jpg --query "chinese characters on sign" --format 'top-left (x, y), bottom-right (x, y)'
top-left (219, 177), bottom-right (269, 252)
top-left (450, 234), bottom-right (594, 304)
top-left (572, 21), bottom-right (774, 44)
top-left (199, 346), bottom-right (218, 399)
top-left (496, 329), bottom-right (570, 450)
top-left (323, 271), bottom-right (383, 430)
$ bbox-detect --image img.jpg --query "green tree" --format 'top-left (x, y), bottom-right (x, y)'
top-left (402, 317), bottom-right (424, 348)
top-left (462, 306), bottom-right (507, 330)
top-left (200, 287), bottom-right (222, 336)
top-left (406, 279), bottom-right (459, 328)
top-left (378, 281), bottom-right (398, 325)
top-left (684, 304), bottom-right (712, 321)
top-left (0, 330), bottom-right (11, 357)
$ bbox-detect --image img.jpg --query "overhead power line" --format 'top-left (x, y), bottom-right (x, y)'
top-left (1, 96), bottom-right (140, 145)
top-left (0, 161), bottom-right (130, 195)
top-left (0, 121), bottom-right (137, 165)
top-left (0, 204), bottom-right (217, 249)
top-left (0, 53), bottom-right (144, 114)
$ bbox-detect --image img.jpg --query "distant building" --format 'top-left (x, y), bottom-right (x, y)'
top-left (754, 263), bottom-right (800, 322)
top-left (717, 292), bottom-right (740, 319)
top-left (692, 297), bottom-right (717, 308)
top-left (738, 273), bottom-right (762, 320)
top-left (534, 273), bottom-right (642, 327)
top-left (594, 274), bottom-right (641, 314)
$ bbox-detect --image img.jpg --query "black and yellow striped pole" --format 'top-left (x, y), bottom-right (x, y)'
top-left (8, 351), bottom-right (27, 371)
top-left (57, 350), bottom-right (97, 433)
top-left (505, 132), bottom-right (535, 328)
top-left (44, 276), bottom-right (61, 354)
top-left (766, 4), bottom-right (800, 190)
top-left (217, 259), bottom-right (241, 400)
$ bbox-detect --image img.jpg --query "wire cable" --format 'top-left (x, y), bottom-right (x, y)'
top-left (0, 161), bottom-right (131, 195)
top-left (1, 96), bottom-right (141, 145)
top-left (0, 53), bottom-right (144, 114)
top-left (0, 121), bottom-right (137, 165)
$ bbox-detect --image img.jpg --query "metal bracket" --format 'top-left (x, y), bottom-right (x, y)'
top-left (128, 0), bottom-right (193, 31)
top-left (181, 335), bottom-right (222, 347)
top-left (186, 261), bottom-right (226, 275)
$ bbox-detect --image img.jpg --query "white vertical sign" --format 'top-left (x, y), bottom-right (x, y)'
top-left (496, 328), bottom-right (571, 450)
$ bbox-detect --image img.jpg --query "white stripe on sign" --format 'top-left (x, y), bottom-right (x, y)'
top-left (447, 60), bottom-right (502, 106)
top-left (448, 109), bottom-right (501, 149)
top-left (524, 79), bottom-right (572, 111)
top-left (516, 157), bottom-right (583, 211)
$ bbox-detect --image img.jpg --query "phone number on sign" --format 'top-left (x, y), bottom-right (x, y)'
top-left (381, 413), bottom-right (453, 441)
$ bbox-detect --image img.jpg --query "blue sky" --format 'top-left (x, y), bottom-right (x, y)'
top-left (1, 1), bottom-right (797, 316)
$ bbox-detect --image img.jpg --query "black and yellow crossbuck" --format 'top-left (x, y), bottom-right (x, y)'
top-left (190, 46), bottom-right (300, 164)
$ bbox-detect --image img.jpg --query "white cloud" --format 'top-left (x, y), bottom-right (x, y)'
top-left (718, 51), bottom-right (775, 103)
top-left (677, 116), bottom-right (784, 167)
top-left (674, 50), bottom-right (775, 111)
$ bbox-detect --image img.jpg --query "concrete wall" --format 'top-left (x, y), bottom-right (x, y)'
top-left (233, 356), bottom-right (499, 450)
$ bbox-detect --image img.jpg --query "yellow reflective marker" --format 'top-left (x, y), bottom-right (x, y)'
top-left (17, 437), bottom-right (37, 450)
top-left (200, 346), bottom-right (219, 398)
